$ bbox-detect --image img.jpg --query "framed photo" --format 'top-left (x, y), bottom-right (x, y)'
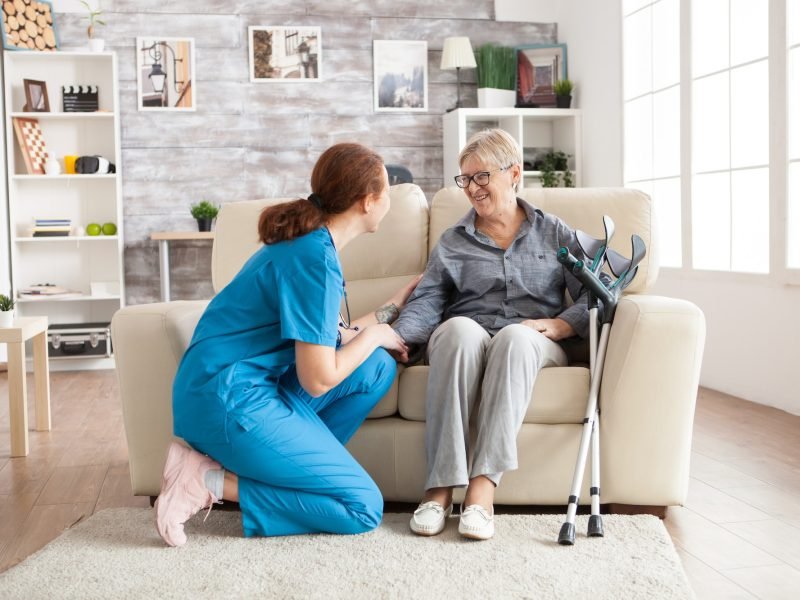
top-left (249, 26), bottom-right (321, 82)
top-left (136, 37), bottom-right (196, 111)
top-left (515, 43), bottom-right (568, 108)
top-left (1, 0), bottom-right (58, 51)
top-left (373, 40), bottom-right (428, 112)
top-left (23, 79), bottom-right (49, 112)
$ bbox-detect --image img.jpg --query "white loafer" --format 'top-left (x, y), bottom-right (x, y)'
top-left (458, 504), bottom-right (495, 540)
top-left (409, 501), bottom-right (453, 536)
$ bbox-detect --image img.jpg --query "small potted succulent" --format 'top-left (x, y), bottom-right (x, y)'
top-left (190, 200), bottom-right (220, 232)
top-left (0, 293), bottom-right (16, 327)
top-left (81, 1), bottom-right (106, 52)
top-left (553, 78), bottom-right (574, 109)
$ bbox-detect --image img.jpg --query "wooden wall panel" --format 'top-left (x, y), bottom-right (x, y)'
top-left (57, 5), bottom-right (555, 302)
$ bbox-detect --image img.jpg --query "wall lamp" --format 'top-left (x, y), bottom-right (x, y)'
top-left (142, 41), bottom-right (184, 95)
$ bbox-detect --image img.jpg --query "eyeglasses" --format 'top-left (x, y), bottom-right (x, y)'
top-left (454, 165), bottom-right (512, 188)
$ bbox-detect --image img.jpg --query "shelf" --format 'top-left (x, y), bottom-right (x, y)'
top-left (9, 112), bottom-right (115, 119)
top-left (15, 236), bottom-right (119, 242)
top-left (4, 51), bottom-right (115, 59)
top-left (11, 174), bottom-right (117, 181)
top-left (16, 295), bottom-right (121, 303)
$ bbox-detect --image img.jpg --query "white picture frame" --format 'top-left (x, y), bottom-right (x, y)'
top-left (373, 40), bottom-right (428, 112)
top-left (136, 37), bottom-right (196, 111)
top-left (249, 26), bottom-right (322, 82)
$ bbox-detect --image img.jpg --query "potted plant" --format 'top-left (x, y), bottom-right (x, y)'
top-left (0, 293), bottom-right (16, 327)
top-left (474, 44), bottom-right (516, 108)
top-left (81, 1), bottom-right (106, 52)
top-left (190, 200), bottom-right (220, 232)
top-left (536, 150), bottom-right (575, 188)
top-left (553, 78), bottom-right (574, 109)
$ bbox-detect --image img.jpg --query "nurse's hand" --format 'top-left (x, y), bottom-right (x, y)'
top-left (370, 323), bottom-right (410, 363)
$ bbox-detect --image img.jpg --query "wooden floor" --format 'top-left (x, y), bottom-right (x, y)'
top-left (1, 371), bottom-right (799, 598)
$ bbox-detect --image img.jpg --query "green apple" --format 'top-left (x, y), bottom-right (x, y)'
top-left (86, 223), bottom-right (101, 236)
top-left (101, 222), bottom-right (117, 236)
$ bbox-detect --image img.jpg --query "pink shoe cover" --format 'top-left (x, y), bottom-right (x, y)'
top-left (154, 441), bottom-right (221, 547)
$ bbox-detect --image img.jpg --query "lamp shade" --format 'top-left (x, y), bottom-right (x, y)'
top-left (440, 37), bottom-right (477, 70)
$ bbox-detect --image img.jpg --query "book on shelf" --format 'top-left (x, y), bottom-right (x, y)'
top-left (32, 230), bottom-right (71, 237)
top-left (19, 284), bottom-right (83, 299)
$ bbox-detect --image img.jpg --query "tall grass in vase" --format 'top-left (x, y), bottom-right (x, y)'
top-left (475, 44), bottom-right (516, 108)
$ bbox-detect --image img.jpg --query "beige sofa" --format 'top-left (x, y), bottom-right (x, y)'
top-left (113, 184), bottom-right (705, 511)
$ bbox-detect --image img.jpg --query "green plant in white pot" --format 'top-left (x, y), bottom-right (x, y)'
top-left (81, 1), bottom-right (106, 52)
top-left (475, 44), bottom-right (516, 108)
top-left (0, 293), bottom-right (16, 327)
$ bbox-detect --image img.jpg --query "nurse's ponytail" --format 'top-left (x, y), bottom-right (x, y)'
top-left (258, 143), bottom-right (385, 245)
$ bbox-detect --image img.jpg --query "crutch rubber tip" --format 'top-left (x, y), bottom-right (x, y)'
top-left (588, 515), bottom-right (604, 537)
top-left (558, 522), bottom-right (576, 545)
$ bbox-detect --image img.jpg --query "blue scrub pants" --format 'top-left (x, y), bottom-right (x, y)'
top-left (191, 349), bottom-right (395, 537)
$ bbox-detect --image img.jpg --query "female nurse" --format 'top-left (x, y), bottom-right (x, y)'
top-left (154, 142), bottom-right (419, 547)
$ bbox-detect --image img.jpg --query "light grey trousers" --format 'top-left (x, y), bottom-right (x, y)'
top-left (424, 317), bottom-right (568, 490)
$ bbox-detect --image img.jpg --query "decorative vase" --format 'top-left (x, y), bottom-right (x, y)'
top-left (88, 38), bottom-right (105, 52)
top-left (477, 88), bottom-right (516, 109)
top-left (44, 157), bottom-right (61, 175)
top-left (196, 218), bottom-right (214, 232)
top-left (556, 95), bottom-right (572, 109)
top-left (0, 310), bottom-right (15, 327)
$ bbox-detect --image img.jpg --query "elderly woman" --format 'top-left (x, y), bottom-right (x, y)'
top-left (393, 128), bottom-right (591, 540)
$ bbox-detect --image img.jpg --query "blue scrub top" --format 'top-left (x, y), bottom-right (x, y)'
top-left (172, 227), bottom-right (343, 443)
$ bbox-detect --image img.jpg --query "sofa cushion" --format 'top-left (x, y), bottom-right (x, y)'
top-left (429, 186), bottom-right (658, 294)
top-left (397, 365), bottom-right (590, 424)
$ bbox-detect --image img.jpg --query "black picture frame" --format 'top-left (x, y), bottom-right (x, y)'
top-left (23, 79), bottom-right (50, 112)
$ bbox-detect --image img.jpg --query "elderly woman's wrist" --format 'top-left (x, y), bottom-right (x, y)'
top-left (375, 303), bottom-right (400, 324)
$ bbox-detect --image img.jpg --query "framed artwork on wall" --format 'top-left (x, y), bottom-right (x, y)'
top-left (249, 26), bottom-right (321, 82)
top-left (514, 43), bottom-right (568, 108)
top-left (23, 79), bottom-right (50, 112)
top-left (373, 40), bottom-right (428, 112)
top-left (136, 37), bottom-right (196, 111)
top-left (1, 0), bottom-right (59, 51)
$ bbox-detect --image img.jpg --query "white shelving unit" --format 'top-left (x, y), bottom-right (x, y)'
top-left (442, 107), bottom-right (583, 189)
top-left (3, 51), bottom-right (124, 370)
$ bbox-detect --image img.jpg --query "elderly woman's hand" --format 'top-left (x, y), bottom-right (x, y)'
top-left (521, 318), bottom-right (575, 341)
top-left (387, 273), bottom-right (424, 309)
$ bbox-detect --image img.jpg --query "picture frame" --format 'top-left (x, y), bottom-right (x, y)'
top-left (1, 0), bottom-right (59, 51)
top-left (373, 40), bottom-right (428, 112)
top-left (514, 43), bottom-right (568, 108)
top-left (23, 79), bottom-right (50, 112)
top-left (249, 26), bottom-right (321, 82)
top-left (136, 37), bottom-right (196, 111)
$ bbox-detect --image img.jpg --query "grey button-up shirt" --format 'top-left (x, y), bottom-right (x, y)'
top-left (393, 199), bottom-right (591, 344)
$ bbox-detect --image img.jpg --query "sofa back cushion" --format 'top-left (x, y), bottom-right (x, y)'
top-left (429, 186), bottom-right (659, 293)
top-left (211, 184), bottom-right (429, 299)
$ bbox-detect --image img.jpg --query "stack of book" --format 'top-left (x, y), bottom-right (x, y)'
top-left (31, 219), bottom-right (71, 237)
top-left (19, 284), bottom-right (82, 299)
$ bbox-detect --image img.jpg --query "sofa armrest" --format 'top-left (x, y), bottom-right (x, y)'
top-left (599, 294), bottom-right (706, 505)
top-left (111, 300), bottom-right (208, 496)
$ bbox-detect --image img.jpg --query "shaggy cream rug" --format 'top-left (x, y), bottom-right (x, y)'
top-left (0, 508), bottom-right (693, 599)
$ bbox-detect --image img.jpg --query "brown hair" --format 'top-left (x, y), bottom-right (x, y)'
top-left (258, 143), bottom-right (385, 244)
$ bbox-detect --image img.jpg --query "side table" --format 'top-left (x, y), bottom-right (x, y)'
top-left (0, 316), bottom-right (51, 457)
top-left (150, 231), bottom-right (215, 302)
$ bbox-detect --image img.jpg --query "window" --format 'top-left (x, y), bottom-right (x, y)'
top-left (623, 0), bottom-right (682, 268)
top-left (624, 0), bottom-right (783, 275)
top-left (788, 0), bottom-right (800, 268)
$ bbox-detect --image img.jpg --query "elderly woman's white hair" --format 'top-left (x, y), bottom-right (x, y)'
top-left (457, 128), bottom-right (523, 187)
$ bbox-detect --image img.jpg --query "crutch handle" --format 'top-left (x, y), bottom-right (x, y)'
top-left (557, 247), bottom-right (615, 308)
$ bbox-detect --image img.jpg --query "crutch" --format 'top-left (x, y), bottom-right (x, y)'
top-left (556, 233), bottom-right (647, 546)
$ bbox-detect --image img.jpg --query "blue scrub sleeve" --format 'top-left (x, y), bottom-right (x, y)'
top-left (278, 257), bottom-right (341, 347)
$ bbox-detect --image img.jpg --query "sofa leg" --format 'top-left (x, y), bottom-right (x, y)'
top-left (150, 496), bottom-right (157, 507)
top-left (605, 503), bottom-right (667, 519)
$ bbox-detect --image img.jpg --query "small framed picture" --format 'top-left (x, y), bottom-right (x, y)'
top-left (373, 40), bottom-right (428, 112)
top-left (136, 37), bottom-right (196, 111)
top-left (249, 26), bottom-right (321, 82)
top-left (515, 43), bottom-right (568, 108)
top-left (23, 79), bottom-right (50, 112)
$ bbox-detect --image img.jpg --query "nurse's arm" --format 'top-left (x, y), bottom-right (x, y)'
top-left (295, 324), bottom-right (408, 397)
